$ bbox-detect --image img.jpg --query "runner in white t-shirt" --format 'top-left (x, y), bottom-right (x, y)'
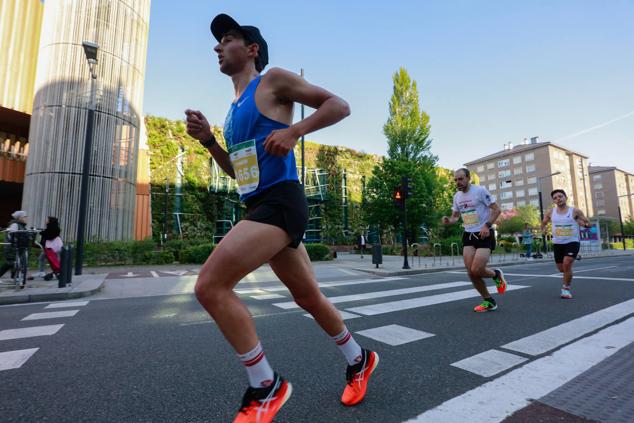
top-left (442, 168), bottom-right (508, 312)
top-left (541, 189), bottom-right (590, 299)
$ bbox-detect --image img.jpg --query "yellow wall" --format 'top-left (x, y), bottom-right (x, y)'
top-left (0, 0), bottom-right (44, 114)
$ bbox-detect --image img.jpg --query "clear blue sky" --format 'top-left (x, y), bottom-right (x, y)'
top-left (143, 0), bottom-right (634, 172)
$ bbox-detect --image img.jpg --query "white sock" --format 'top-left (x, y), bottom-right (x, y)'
top-left (333, 327), bottom-right (363, 366)
top-left (238, 342), bottom-right (275, 388)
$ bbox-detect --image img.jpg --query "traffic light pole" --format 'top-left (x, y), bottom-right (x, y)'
top-left (401, 176), bottom-right (410, 269)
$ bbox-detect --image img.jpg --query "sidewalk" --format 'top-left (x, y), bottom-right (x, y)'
top-left (0, 250), bottom-right (631, 305)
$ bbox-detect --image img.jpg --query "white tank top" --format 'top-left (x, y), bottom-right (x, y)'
top-left (551, 206), bottom-right (580, 244)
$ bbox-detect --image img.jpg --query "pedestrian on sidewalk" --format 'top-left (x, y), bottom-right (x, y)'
top-left (185, 13), bottom-right (378, 423)
top-left (541, 189), bottom-right (590, 299)
top-left (36, 217), bottom-right (63, 280)
top-left (522, 223), bottom-right (534, 260)
top-left (358, 233), bottom-right (366, 259)
top-left (442, 168), bottom-right (508, 312)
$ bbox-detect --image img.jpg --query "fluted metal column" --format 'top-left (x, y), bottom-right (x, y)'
top-left (22, 0), bottom-right (151, 243)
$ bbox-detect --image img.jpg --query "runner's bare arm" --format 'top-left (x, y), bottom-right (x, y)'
top-left (487, 202), bottom-right (501, 225)
top-left (263, 68), bottom-right (350, 156)
top-left (574, 208), bottom-right (591, 228)
top-left (442, 211), bottom-right (461, 225)
top-left (541, 209), bottom-right (552, 233)
top-left (185, 109), bottom-right (235, 178)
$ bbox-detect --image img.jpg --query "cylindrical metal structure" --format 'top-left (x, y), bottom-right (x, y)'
top-left (22, 0), bottom-right (151, 242)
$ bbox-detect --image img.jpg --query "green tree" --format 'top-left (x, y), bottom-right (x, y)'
top-left (364, 68), bottom-right (438, 242)
top-left (496, 205), bottom-right (540, 234)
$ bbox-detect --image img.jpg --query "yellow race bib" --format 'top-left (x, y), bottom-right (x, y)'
top-left (461, 210), bottom-right (480, 227)
top-left (229, 139), bottom-right (260, 195)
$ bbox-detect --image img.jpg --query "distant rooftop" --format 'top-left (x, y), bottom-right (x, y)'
top-left (589, 165), bottom-right (634, 176)
top-left (464, 137), bottom-right (589, 166)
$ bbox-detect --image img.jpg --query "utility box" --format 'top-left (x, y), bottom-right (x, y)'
top-left (371, 244), bottom-right (382, 268)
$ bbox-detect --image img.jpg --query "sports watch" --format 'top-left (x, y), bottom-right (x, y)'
top-left (485, 222), bottom-right (493, 229)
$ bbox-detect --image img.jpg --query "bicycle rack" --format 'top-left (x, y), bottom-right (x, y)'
top-left (411, 243), bottom-right (421, 267)
top-left (432, 243), bottom-right (442, 266)
top-left (450, 243), bottom-right (459, 265)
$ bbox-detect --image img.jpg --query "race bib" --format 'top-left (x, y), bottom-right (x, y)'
top-left (229, 139), bottom-right (260, 195)
top-left (461, 210), bottom-right (480, 227)
top-left (555, 225), bottom-right (574, 237)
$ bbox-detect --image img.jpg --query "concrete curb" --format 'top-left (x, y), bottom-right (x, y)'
top-left (350, 252), bottom-right (634, 277)
top-left (0, 274), bottom-right (107, 305)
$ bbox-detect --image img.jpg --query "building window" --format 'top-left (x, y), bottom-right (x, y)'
top-left (515, 179), bottom-right (524, 186)
top-left (514, 167), bottom-right (523, 175)
top-left (597, 209), bottom-right (606, 215)
top-left (500, 191), bottom-right (513, 200)
top-left (488, 173), bottom-right (495, 181)
top-left (513, 156), bottom-right (522, 164)
top-left (497, 159), bottom-right (510, 168)
top-left (501, 203), bottom-right (514, 211)
top-left (592, 174), bottom-right (602, 181)
top-left (517, 200), bottom-right (526, 206)
top-left (593, 183), bottom-right (603, 189)
top-left (488, 183), bottom-right (496, 191)
top-left (487, 162), bottom-right (495, 170)
top-left (500, 180), bottom-right (513, 189)
top-left (476, 165), bottom-right (485, 173)
top-left (527, 177), bottom-right (537, 184)
top-left (528, 188), bottom-right (538, 196)
top-left (516, 190), bottom-right (525, 197)
top-left (525, 152), bottom-right (535, 161)
top-left (595, 191), bottom-right (604, 199)
top-left (595, 199), bottom-right (605, 207)
top-left (526, 164), bottom-right (536, 173)
top-left (498, 170), bottom-right (512, 178)
top-left (530, 199), bottom-right (540, 207)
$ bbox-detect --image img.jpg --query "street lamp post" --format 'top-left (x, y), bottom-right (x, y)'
top-left (538, 171), bottom-right (561, 254)
top-left (75, 41), bottom-right (99, 275)
top-left (617, 193), bottom-right (633, 251)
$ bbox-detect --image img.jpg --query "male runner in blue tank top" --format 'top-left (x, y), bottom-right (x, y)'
top-left (541, 189), bottom-right (590, 299)
top-left (185, 14), bottom-right (378, 423)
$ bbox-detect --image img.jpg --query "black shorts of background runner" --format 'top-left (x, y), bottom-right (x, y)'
top-left (462, 230), bottom-right (496, 251)
top-left (553, 242), bottom-right (580, 263)
top-left (244, 181), bottom-right (308, 248)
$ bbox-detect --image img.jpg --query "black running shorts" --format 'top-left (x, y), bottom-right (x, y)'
top-left (553, 242), bottom-right (580, 263)
top-left (462, 230), bottom-right (496, 251)
top-left (244, 181), bottom-right (308, 249)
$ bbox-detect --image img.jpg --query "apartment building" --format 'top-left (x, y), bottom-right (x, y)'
top-left (589, 166), bottom-right (634, 220)
top-left (464, 137), bottom-right (593, 216)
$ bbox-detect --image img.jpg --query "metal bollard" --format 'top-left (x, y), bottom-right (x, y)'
top-left (450, 243), bottom-right (459, 265)
top-left (59, 245), bottom-right (73, 288)
top-left (371, 244), bottom-right (382, 268)
top-left (432, 243), bottom-right (442, 266)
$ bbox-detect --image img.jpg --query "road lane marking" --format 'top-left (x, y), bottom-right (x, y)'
top-left (501, 298), bottom-right (634, 356)
top-left (304, 310), bottom-right (361, 320)
top-left (356, 324), bottom-right (434, 346)
top-left (346, 285), bottom-right (528, 316)
top-left (273, 281), bottom-right (472, 310)
top-left (405, 316), bottom-right (634, 423)
top-left (250, 294), bottom-right (285, 300)
top-left (0, 324), bottom-right (64, 340)
top-left (45, 301), bottom-right (89, 309)
top-left (262, 276), bottom-right (407, 293)
top-left (448, 270), bottom-right (634, 282)
top-left (0, 348), bottom-right (39, 371)
top-left (451, 349), bottom-right (528, 377)
top-left (22, 310), bottom-right (80, 321)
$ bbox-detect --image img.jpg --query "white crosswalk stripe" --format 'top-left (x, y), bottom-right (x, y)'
top-left (22, 310), bottom-right (80, 321)
top-left (273, 281), bottom-right (472, 310)
top-left (45, 301), bottom-right (90, 309)
top-left (0, 324), bottom-right (64, 341)
top-left (0, 348), bottom-right (39, 371)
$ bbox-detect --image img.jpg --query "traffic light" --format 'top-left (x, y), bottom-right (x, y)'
top-left (402, 176), bottom-right (413, 199)
top-left (393, 185), bottom-right (404, 208)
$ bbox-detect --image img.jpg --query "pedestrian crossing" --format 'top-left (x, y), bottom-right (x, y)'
top-left (0, 300), bottom-right (90, 372)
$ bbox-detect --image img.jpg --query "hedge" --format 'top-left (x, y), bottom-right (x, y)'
top-left (305, 244), bottom-right (332, 261)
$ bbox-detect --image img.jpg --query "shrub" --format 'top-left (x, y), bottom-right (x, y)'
top-left (144, 250), bottom-right (175, 265)
top-left (305, 243), bottom-right (332, 261)
top-left (180, 243), bottom-right (215, 264)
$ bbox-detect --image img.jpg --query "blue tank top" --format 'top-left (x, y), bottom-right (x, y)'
top-left (223, 75), bottom-right (299, 201)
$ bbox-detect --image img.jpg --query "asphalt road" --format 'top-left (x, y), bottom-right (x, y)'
top-left (1, 255), bottom-right (633, 422)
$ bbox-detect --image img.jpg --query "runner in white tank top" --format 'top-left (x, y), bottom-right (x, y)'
top-left (541, 189), bottom-right (590, 299)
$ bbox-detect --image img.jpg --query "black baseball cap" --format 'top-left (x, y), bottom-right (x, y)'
top-left (210, 14), bottom-right (269, 72)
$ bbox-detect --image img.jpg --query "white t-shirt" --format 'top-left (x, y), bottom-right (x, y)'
top-left (452, 184), bottom-right (495, 233)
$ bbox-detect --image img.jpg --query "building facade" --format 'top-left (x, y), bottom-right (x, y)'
top-left (465, 137), bottom-right (593, 217)
top-left (20, 0), bottom-right (152, 241)
top-left (589, 166), bottom-right (634, 221)
top-left (0, 0), bottom-right (44, 225)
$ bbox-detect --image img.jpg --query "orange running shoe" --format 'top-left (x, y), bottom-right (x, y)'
top-left (233, 373), bottom-right (292, 423)
top-left (474, 299), bottom-right (497, 312)
top-left (493, 268), bottom-right (507, 294)
top-left (341, 349), bottom-right (379, 406)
